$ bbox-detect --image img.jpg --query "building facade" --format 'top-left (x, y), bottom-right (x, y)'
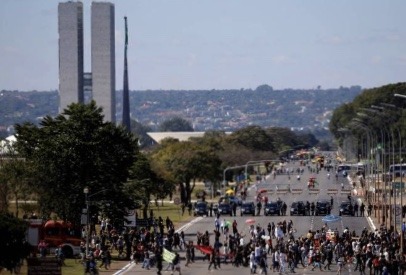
top-left (91, 2), bottom-right (116, 122)
top-left (58, 1), bottom-right (115, 122)
top-left (58, 2), bottom-right (84, 113)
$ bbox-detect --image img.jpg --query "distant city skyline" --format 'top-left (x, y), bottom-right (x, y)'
top-left (1, 0), bottom-right (405, 91)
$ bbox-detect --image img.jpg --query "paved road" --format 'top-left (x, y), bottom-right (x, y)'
top-left (119, 158), bottom-right (372, 274)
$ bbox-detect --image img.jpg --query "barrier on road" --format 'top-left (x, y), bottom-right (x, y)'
top-left (308, 188), bottom-right (320, 194)
top-left (290, 188), bottom-right (303, 194)
top-left (276, 190), bottom-right (289, 195)
top-left (327, 189), bottom-right (338, 194)
top-left (340, 190), bottom-right (352, 195)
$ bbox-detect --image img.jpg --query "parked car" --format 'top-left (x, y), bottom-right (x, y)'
top-left (264, 202), bottom-right (281, 216)
top-left (194, 201), bottom-right (208, 216)
top-left (240, 202), bottom-right (255, 216)
top-left (290, 201), bottom-right (306, 216)
top-left (339, 201), bottom-right (354, 216)
top-left (218, 203), bottom-right (233, 216)
top-left (315, 200), bottom-right (331, 215)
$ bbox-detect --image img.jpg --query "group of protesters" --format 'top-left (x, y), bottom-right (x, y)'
top-left (83, 214), bottom-right (191, 275)
top-left (184, 215), bottom-right (406, 275)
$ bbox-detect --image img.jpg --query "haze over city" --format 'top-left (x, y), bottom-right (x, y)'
top-left (1, 0), bottom-right (405, 91)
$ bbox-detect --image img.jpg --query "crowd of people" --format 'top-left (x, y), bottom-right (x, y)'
top-left (191, 217), bottom-right (406, 275)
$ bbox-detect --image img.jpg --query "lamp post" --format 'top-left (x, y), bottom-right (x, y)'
top-left (244, 159), bottom-right (280, 184)
top-left (83, 187), bottom-right (108, 257)
top-left (222, 165), bottom-right (248, 195)
top-left (349, 119), bottom-right (379, 219)
top-left (389, 97), bottom-right (405, 253)
top-left (83, 187), bottom-right (90, 257)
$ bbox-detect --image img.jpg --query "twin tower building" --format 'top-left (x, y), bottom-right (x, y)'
top-left (58, 1), bottom-right (117, 122)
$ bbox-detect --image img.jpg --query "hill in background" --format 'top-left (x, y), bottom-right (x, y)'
top-left (0, 85), bottom-right (362, 141)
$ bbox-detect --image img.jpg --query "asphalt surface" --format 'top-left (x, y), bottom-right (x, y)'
top-left (115, 158), bottom-right (372, 274)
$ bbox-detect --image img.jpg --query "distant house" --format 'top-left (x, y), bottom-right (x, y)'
top-left (0, 135), bottom-right (17, 155)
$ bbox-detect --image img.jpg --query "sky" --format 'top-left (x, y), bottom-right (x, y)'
top-left (1, 0), bottom-right (405, 91)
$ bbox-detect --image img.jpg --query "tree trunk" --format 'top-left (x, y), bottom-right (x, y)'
top-left (179, 183), bottom-right (186, 204)
top-left (14, 192), bottom-right (19, 218)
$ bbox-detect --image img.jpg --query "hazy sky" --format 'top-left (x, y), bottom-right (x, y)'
top-left (1, 0), bottom-right (405, 91)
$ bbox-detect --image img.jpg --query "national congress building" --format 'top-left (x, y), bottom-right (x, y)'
top-left (58, 1), bottom-right (116, 122)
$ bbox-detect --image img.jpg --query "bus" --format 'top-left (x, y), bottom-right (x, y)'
top-left (337, 163), bottom-right (365, 173)
top-left (387, 164), bottom-right (406, 179)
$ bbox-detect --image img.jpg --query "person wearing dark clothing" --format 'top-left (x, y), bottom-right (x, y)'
top-left (310, 202), bottom-right (315, 216)
top-left (360, 203), bottom-right (365, 217)
top-left (208, 250), bottom-right (218, 270)
top-left (354, 203), bottom-right (359, 216)
top-left (256, 201), bottom-right (262, 216)
top-left (232, 202), bottom-right (237, 216)
top-left (156, 249), bottom-right (163, 275)
top-left (368, 204), bottom-right (373, 216)
top-left (209, 203), bottom-right (213, 217)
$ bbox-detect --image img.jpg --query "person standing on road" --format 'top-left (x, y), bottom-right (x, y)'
top-left (232, 220), bottom-right (238, 236)
top-left (354, 203), bottom-right (359, 216)
top-left (360, 203), bottom-right (365, 216)
top-left (155, 248), bottom-right (163, 275)
top-left (172, 252), bottom-right (181, 275)
top-left (367, 204), bottom-right (372, 216)
top-left (185, 243), bottom-right (191, 267)
top-left (214, 217), bottom-right (220, 232)
top-left (279, 249), bottom-right (287, 274)
top-left (208, 250), bottom-right (218, 270)
top-left (257, 201), bottom-right (262, 216)
top-left (259, 253), bottom-right (268, 275)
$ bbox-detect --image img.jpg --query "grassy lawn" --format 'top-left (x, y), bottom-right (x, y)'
top-left (147, 202), bottom-right (194, 225)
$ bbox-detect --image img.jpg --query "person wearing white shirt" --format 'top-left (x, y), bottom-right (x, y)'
top-left (279, 251), bottom-right (287, 273)
top-left (250, 252), bottom-right (256, 274)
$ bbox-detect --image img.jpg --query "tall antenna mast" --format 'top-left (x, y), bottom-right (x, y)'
top-left (122, 16), bottom-right (131, 132)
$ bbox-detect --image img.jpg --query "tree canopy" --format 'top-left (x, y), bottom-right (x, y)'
top-left (329, 82), bottom-right (406, 149)
top-left (14, 101), bottom-right (139, 225)
top-left (159, 116), bottom-right (194, 132)
top-left (0, 213), bottom-right (29, 272)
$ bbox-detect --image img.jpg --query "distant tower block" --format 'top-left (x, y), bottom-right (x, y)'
top-left (122, 16), bottom-right (131, 131)
top-left (58, 2), bottom-right (84, 113)
top-left (91, 2), bottom-right (116, 122)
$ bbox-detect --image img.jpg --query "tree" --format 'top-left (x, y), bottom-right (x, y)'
top-left (150, 139), bottom-right (221, 204)
top-left (125, 152), bottom-right (174, 218)
top-left (329, 82), bottom-right (406, 147)
top-left (0, 158), bottom-right (33, 217)
top-left (14, 101), bottom-right (139, 226)
top-left (0, 213), bottom-right (30, 272)
top-left (159, 116), bottom-right (194, 132)
top-left (255, 84), bottom-right (273, 93)
top-left (227, 126), bottom-right (274, 151)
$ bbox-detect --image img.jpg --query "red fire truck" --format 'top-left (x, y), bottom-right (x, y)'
top-left (26, 219), bottom-right (82, 258)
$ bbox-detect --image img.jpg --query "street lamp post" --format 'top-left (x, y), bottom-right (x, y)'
top-left (244, 159), bottom-right (280, 184)
top-left (222, 165), bottom-right (248, 195)
top-left (390, 97), bottom-right (406, 253)
top-left (83, 187), bottom-right (108, 257)
top-left (83, 187), bottom-right (90, 257)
